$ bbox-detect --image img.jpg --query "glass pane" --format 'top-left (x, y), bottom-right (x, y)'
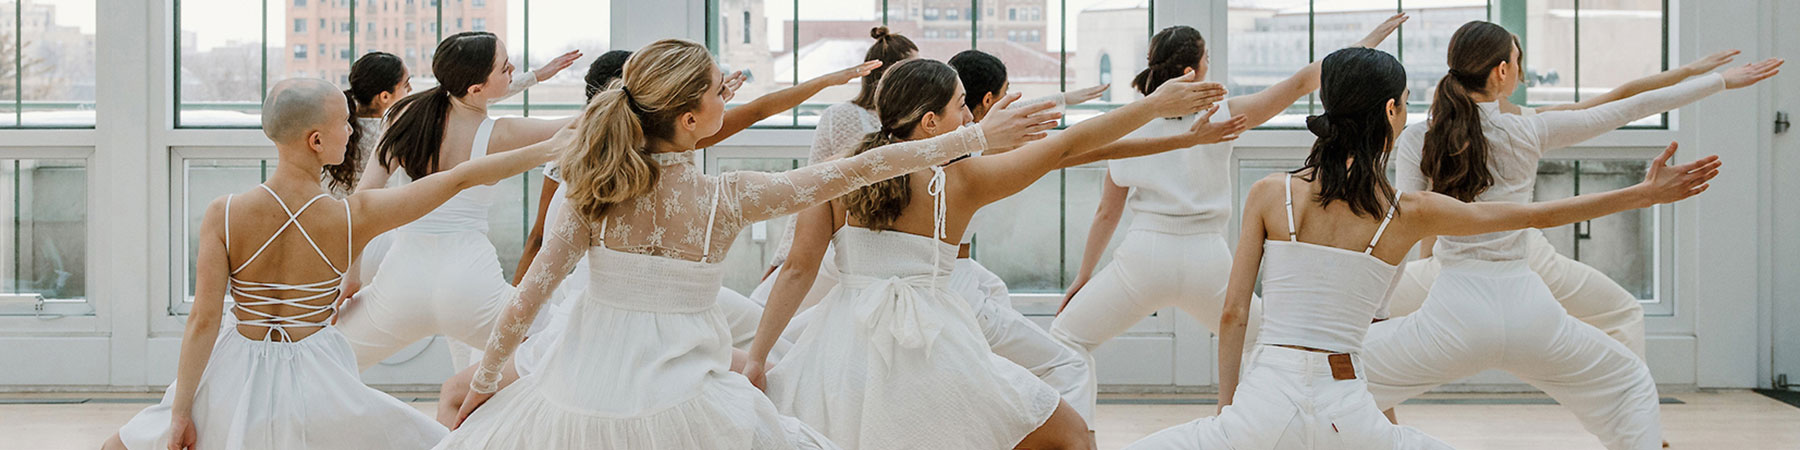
top-left (1533, 159), bottom-right (1654, 299)
top-left (523, 0), bottom-right (609, 117)
top-left (1524, 0), bottom-right (1577, 106)
top-left (1065, 0), bottom-right (1147, 124)
top-left (716, 157), bottom-right (802, 294)
top-left (1227, 0), bottom-right (1312, 128)
top-left (988, 0), bottom-right (1062, 115)
top-left (17, 0), bottom-right (96, 127)
top-left (787, 0), bottom-right (885, 126)
top-left (0, 159), bottom-right (87, 316)
top-left (0, 3), bottom-right (13, 127)
top-left (1399, 1), bottom-right (1488, 121)
top-left (182, 159), bottom-right (273, 300)
top-left (273, 0), bottom-right (353, 89)
top-left (487, 168), bottom-right (542, 282)
top-left (715, 0), bottom-right (795, 126)
top-left (973, 167), bottom-right (1060, 293)
top-left (906, 1), bottom-right (974, 62)
top-left (1577, 0), bottom-right (1663, 127)
top-left (177, 0), bottom-right (266, 126)
top-left (356, 0), bottom-right (438, 74)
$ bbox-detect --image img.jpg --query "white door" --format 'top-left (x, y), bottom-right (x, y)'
top-left (1770, 0), bottom-right (1800, 390)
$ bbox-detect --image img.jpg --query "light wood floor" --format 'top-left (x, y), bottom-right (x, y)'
top-left (3, 390), bottom-right (1795, 449)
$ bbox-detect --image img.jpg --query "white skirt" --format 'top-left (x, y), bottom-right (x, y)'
top-left (764, 273), bottom-right (1060, 450)
top-left (117, 327), bottom-right (446, 450)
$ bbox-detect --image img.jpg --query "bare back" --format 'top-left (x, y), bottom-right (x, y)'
top-left (219, 185), bottom-right (354, 342)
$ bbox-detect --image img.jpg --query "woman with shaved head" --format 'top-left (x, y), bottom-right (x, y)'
top-left (103, 77), bottom-right (569, 450)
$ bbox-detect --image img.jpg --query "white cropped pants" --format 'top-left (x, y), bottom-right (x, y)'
top-left (1362, 259), bottom-right (1662, 450)
top-left (1124, 345), bottom-right (1452, 450)
top-left (1387, 230), bottom-right (1647, 358)
top-left (337, 231), bottom-right (511, 370)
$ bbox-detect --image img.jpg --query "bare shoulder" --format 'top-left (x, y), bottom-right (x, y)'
top-left (1243, 173), bottom-right (1290, 212)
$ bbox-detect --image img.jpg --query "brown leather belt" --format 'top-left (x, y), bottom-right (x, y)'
top-left (1272, 344), bottom-right (1358, 380)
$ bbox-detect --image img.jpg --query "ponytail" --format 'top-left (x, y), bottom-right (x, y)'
top-left (323, 89), bottom-right (365, 193)
top-left (1420, 21), bottom-right (1515, 202)
top-left (375, 31), bottom-right (497, 178)
top-left (560, 87), bottom-right (659, 221)
top-left (842, 130), bottom-right (913, 230)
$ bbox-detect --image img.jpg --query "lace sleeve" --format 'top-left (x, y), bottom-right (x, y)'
top-left (720, 125), bottom-right (988, 228)
top-left (470, 201), bottom-right (590, 394)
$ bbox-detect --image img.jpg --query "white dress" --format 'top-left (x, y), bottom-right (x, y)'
top-left (764, 171), bottom-right (1060, 450)
top-left (118, 185), bottom-right (445, 450)
top-left (436, 126), bottom-right (989, 450)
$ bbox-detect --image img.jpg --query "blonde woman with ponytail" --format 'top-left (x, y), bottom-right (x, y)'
top-left (752, 57), bottom-right (1227, 450)
top-left (1361, 20), bottom-right (1779, 450)
top-left (438, 39), bottom-right (1059, 449)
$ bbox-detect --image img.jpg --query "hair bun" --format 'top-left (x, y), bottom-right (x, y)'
top-left (1305, 114), bottom-right (1334, 139)
top-left (871, 26), bottom-right (890, 40)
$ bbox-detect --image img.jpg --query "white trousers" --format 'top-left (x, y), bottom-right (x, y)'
top-left (1049, 231), bottom-right (1264, 412)
top-left (1362, 259), bottom-right (1662, 450)
top-left (337, 231), bottom-right (512, 370)
top-left (1125, 346), bottom-right (1452, 450)
top-left (1387, 231), bottom-right (1647, 358)
top-left (756, 257), bottom-right (1096, 423)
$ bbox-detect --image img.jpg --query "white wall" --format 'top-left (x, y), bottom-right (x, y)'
top-left (0, 0), bottom-right (1782, 391)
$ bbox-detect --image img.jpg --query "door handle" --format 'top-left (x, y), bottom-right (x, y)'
top-left (1778, 111), bottom-right (1791, 135)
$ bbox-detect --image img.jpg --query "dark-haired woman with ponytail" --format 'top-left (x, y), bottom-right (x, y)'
top-left (1126, 46), bottom-right (1722, 450)
top-left (1051, 14), bottom-right (1406, 417)
top-left (331, 31), bottom-right (583, 372)
top-left (754, 57), bottom-right (1226, 450)
top-left (1359, 20), bottom-right (1779, 450)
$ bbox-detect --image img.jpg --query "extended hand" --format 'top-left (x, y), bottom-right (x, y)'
top-left (1636, 142), bottom-right (1721, 205)
top-left (533, 50), bottom-right (583, 82)
top-left (1063, 84), bottom-right (1111, 106)
top-left (453, 390), bottom-right (496, 430)
top-left (826, 60), bottom-right (884, 86)
top-left (979, 93), bottom-right (1064, 150)
top-left (1682, 49), bottom-right (1740, 76)
top-left (1355, 13), bottom-right (1409, 49)
top-left (1178, 106), bottom-right (1248, 146)
top-left (1721, 57), bottom-right (1783, 89)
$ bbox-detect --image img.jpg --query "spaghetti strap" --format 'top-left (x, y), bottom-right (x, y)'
top-left (1364, 190), bottom-right (1402, 255)
top-left (224, 185), bottom-right (350, 342)
top-left (471, 118), bottom-right (497, 158)
top-left (224, 194), bottom-right (234, 250)
top-left (1282, 173), bottom-right (1298, 242)
top-left (233, 185), bottom-right (344, 275)
top-left (701, 182), bottom-right (722, 263)
top-left (344, 200), bottom-right (354, 258)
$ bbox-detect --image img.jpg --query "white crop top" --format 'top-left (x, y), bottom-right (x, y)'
top-left (1255, 173), bottom-right (1402, 354)
top-left (397, 117), bottom-right (499, 234)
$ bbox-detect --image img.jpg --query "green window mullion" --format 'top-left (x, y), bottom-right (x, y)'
top-left (1307, 0), bottom-right (1315, 115)
top-left (350, 0), bottom-right (358, 79)
top-left (261, 0), bottom-right (269, 111)
top-left (523, 0), bottom-right (531, 116)
top-left (16, 0), bottom-right (25, 126)
top-left (790, 0), bottom-right (800, 126)
top-left (1573, 0), bottom-right (1581, 102)
top-left (970, 0), bottom-right (978, 50)
top-left (1395, 0), bottom-right (1404, 62)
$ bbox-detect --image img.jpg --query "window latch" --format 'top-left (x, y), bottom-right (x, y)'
top-left (1777, 111), bottom-right (1791, 135)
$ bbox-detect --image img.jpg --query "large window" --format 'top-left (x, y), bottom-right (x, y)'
top-left (1228, 0), bottom-right (1667, 127)
top-left (1, 0), bottom-right (97, 128)
top-left (0, 158), bottom-right (87, 316)
top-left (177, 0), bottom-right (606, 126)
top-left (710, 0), bottom-right (1136, 126)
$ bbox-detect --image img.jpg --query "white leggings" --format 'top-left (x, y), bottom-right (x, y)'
top-left (1049, 231), bottom-right (1264, 393)
top-left (757, 258), bottom-right (1096, 422)
top-left (1388, 231), bottom-right (1647, 358)
top-left (1363, 259), bottom-right (1662, 450)
top-left (337, 231), bottom-right (512, 370)
top-left (1125, 345), bottom-right (1452, 450)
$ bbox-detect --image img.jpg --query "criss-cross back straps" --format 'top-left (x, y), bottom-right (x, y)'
top-left (230, 185), bottom-right (345, 276)
top-left (1364, 190), bottom-right (1403, 255)
top-left (1283, 173), bottom-right (1403, 255)
top-left (701, 181), bottom-right (722, 263)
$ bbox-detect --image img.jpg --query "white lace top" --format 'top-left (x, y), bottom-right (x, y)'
top-left (470, 125), bottom-right (990, 393)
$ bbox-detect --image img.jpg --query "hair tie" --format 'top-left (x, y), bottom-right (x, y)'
top-left (619, 86), bottom-right (646, 114)
top-left (1305, 114), bottom-right (1334, 139)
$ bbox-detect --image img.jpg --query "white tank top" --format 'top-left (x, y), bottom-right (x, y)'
top-left (1106, 101), bottom-right (1236, 234)
top-left (398, 117), bottom-right (499, 234)
top-left (1255, 173), bottom-right (1402, 354)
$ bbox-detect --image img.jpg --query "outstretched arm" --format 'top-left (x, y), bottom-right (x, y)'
top-left (1227, 13), bottom-right (1407, 128)
top-left (1538, 59), bottom-right (1778, 150)
top-left (1536, 50), bottom-right (1738, 113)
top-left (1059, 173), bottom-right (1129, 314)
top-left (1412, 142), bottom-right (1720, 238)
top-left (952, 74), bottom-right (1223, 207)
top-left (492, 50), bottom-right (583, 104)
top-left (698, 61), bottom-right (882, 148)
top-left (1054, 106), bottom-right (1248, 168)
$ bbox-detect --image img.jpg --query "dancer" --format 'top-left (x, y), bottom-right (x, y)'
top-left (439, 39), bottom-right (1060, 449)
top-left (1051, 14), bottom-right (1406, 411)
top-left (755, 58), bottom-right (1226, 450)
top-left (332, 32), bottom-right (578, 370)
top-left (1382, 49), bottom-right (1744, 358)
top-left (103, 78), bottom-right (565, 450)
top-left (1124, 46), bottom-right (1721, 450)
top-left (1362, 20), bottom-right (1779, 450)
top-left (426, 52), bottom-right (886, 426)
top-left (335, 50), bottom-right (577, 284)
